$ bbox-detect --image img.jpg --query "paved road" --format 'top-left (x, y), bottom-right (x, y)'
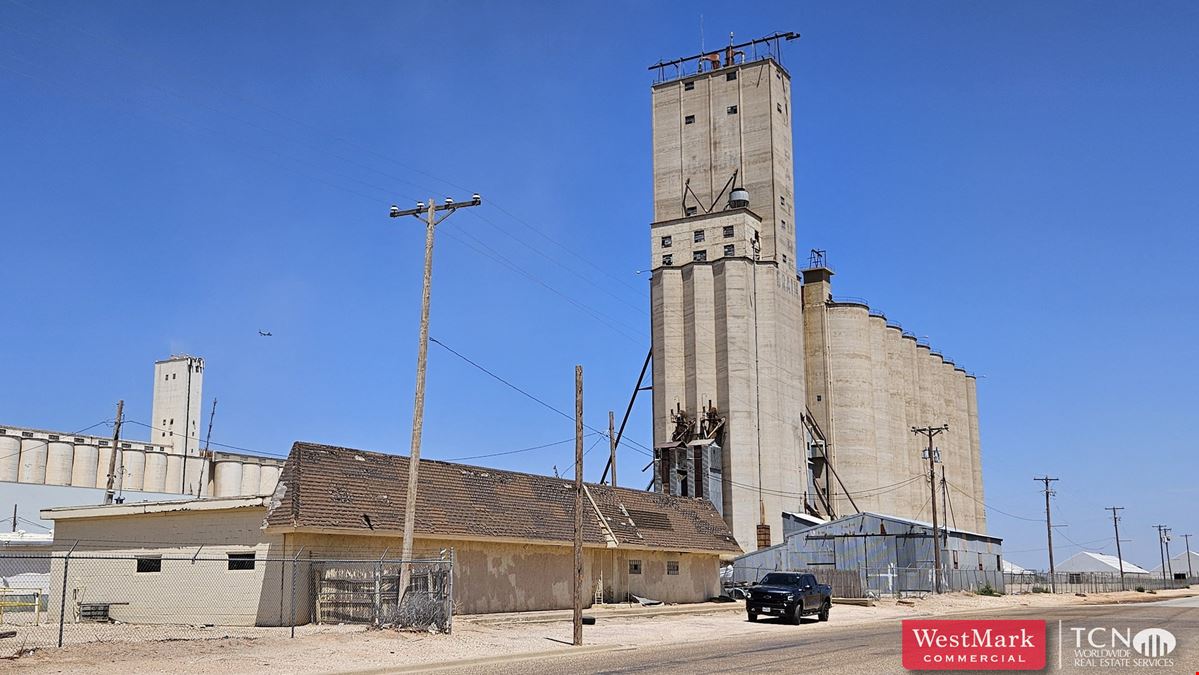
top-left (451, 600), bottom-right (1199, 675)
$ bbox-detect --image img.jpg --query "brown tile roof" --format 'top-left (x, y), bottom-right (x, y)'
top-left (263, 441), bottom-right (740, 555)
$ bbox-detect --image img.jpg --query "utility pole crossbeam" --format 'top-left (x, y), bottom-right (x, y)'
top-left (912, 425), bottom-right (948, 594)
top-left (1035, 476), bottom-right (1059, 592)
top-left (103, 401), bottom-right (125, 505)
top-left (389, 193), bottom-right (482, 605)
top-left (1105, 506), bottom-right (1126, 591)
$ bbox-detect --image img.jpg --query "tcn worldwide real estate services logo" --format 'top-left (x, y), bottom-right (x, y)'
top-left (1064, 624), bottom-right (1178, 669)
top-left (902, 620), bottom-right (1047, 670)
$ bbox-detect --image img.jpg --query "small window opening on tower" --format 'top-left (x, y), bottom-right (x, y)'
top-left (783, 254), bottom-right (788, 264)
top-left (723, 244), bottom-right (735, 257)
top-left (726, 71), bottom-right (737, 81)
top-left (685, 205), bottom-right (698, 216)
top-left (684, 81), bottom-right (695, 91)
top-left (777, 103), bottom-right (783, 113)
top-left (726, 105), bottom-right (738, 115)
top-left (781, 219), bottom-right (787, 231)
top-left (661, 235), bottom-right (672, 248)
top-left (662, 254), bottom-right (673, 266)
top-left (722, 225), bottom-right (734, 238)
top-left (693, 250), bottom-right (707, 262)
top-left (684, 115), bottom-right (695, 125)
top-left (780, 195), bottom-right (786, 207)
top-left (693, 230), bottom-right (705, 243)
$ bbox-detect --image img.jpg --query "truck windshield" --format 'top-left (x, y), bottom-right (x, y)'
top-left (760, 573), bottom-right (803, 586)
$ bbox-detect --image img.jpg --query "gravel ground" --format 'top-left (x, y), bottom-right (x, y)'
top-left (3, 588), bottom-right (1194, 674)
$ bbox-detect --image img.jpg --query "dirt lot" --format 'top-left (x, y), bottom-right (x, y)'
top-left (4, 588), bottom-right (1195, 674)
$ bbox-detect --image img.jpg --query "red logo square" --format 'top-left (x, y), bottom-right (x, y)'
top-left (902, 619), bottom-right (1047, 670)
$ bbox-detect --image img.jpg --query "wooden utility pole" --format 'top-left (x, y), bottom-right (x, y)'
top-left (10, 505), bottom-right (15, 532)
top-left (940, 465), bottom-right (949, 536)
top-left (1105, 506), bottom-right (1126, 590)
top-left (103, 400), bottom-right (125, 505)
top-left (1163, 527), bottom-right (1174, 583)
top-left (390, 194), bottom-right (482, 601)
top-left (573, 366), bottom-right (584, 646)
top-left (607, 410), bottom-right (617, 488)
top-left (1183, 534), bottom-right (1194, 579)
top-left (1035, 476), bottom-right (1059, 592)
top-left (912, 425), bottom-right (947, 593)
top-left (1153, 524), bottom-right (1169, 587)
top-left (197, 398), bottom-right (217, 498)
top-left (599, 348), bottom-right (651, 486)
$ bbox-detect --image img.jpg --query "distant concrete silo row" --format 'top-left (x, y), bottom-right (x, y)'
top-left (0, 426), bottom-right (284, 499)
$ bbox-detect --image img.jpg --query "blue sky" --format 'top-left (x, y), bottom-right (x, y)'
top-left (1, 1), bottom-right (1195, 570)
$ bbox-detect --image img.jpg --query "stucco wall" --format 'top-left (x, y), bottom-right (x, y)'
top-left (286, 532), bottom-right (721, 616)
top-left (46, 506), bottom-right (290, 626)
top-left (40, 510), bottom-right (722, 626)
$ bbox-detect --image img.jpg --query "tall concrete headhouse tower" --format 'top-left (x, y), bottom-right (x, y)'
top-left (647, 34), bottom-right (985, 551)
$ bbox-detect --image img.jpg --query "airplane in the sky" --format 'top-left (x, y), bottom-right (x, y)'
top-left (258, 330), bottom-right (272, 337)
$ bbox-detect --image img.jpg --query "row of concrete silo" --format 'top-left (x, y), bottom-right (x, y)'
top-left (806, 294), bottom-right (985, 534)
top-left (0, 426), bottom-right (282, 498)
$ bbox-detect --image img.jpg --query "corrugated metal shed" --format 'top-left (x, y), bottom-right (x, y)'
top-left (732, 512), bottom-right (1004, 595)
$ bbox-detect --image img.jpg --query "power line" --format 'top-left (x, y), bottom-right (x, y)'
top-left (945, 481), bottom-right (1043, 522)
top-left (441, 435), bottom-right (595, 462)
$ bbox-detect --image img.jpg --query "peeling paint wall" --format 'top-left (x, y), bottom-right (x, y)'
top-left (287, 532), bottom-right (722, 615)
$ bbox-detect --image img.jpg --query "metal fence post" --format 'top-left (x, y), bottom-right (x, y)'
top-left (374, 559), bottom-right (383, 627)
top-left (57, 542), bottom-right (78, 648)
top-left (447, 548), bottom-right (455, 634)
top-left (290, 548), bottom-right (303, 639)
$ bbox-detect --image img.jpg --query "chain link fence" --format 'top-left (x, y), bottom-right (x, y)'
top-left (1003, 571), bottom-right (1193, 595)
top-left (0, 551), bottom-right (453, 653)
top-left (727, 564), bottom-right (1193, 599)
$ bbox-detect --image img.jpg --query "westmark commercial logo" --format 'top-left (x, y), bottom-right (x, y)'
top-left (902, 619), bottom-right (1047, 670)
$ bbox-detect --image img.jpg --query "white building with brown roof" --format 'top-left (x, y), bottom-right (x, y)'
top-left (38, 441), bottom-right (741, 626)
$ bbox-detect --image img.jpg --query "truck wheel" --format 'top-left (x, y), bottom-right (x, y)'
top-left (791, 603), bottom-right (804, 625)
top-left (747, 611), bottom-right (758, 622)
top-left (818, 601), bottom-right (830, 622)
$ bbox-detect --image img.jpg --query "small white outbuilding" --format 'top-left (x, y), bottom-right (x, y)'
top-left (1153, 550), bottom-right (1198, 576)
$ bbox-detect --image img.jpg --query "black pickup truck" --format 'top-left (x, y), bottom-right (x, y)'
top-left (745, 572), bottom-right (832, 624)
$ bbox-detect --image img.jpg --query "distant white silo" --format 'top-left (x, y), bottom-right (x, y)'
top-left (258, 464), bottom-right (281, 495)
top-left (143, 449), bottom-right (168, 493)
top-left (18, 438), bottom-right (48, 484)
top-left (95, 444), bottom-right (113, 488)
top-left (123, 447), bottom-right (147, 491)
top-left (0, 435), bottom-right (20, 481)
top-left (213, 459), bottom-right (243, 497)
top-left (239, 462), bottom-right (261, 496)
top-left (45, 441), bottom-right (74, 485)
top-left (70, 443), bottom-right (99, 487)
top-left (164, 452), bottom-right (183, 495)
